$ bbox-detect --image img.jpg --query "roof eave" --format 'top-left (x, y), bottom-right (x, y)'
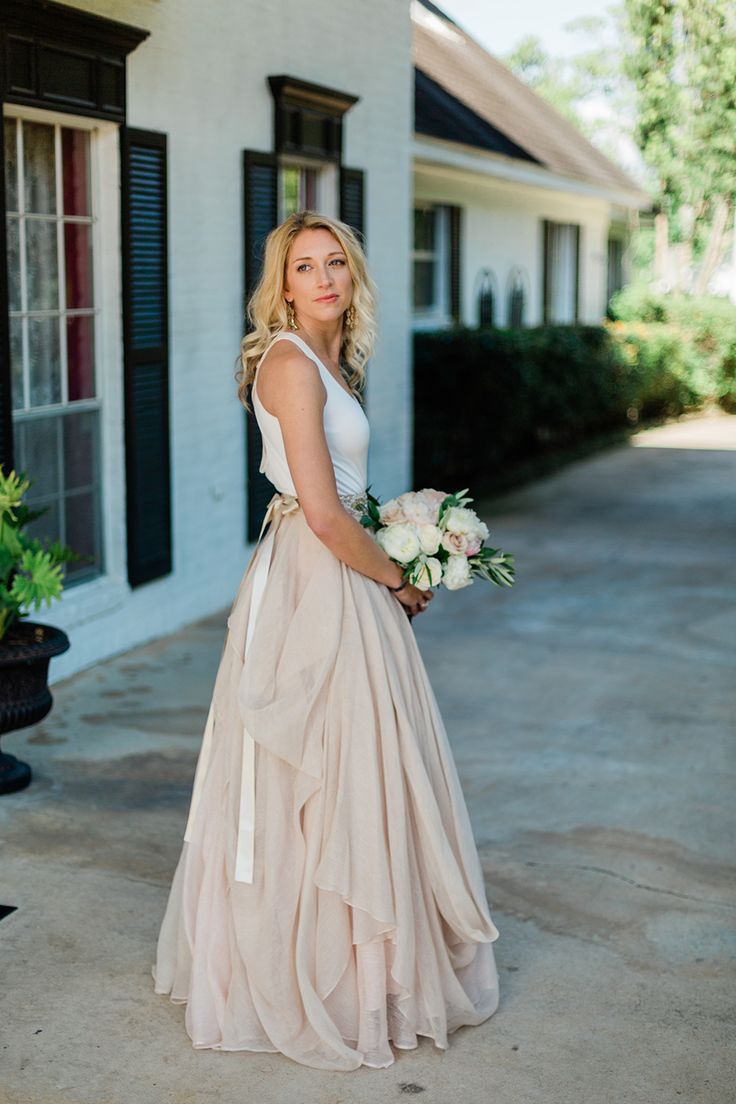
top-left (413, 134), bottom-right (652, 210)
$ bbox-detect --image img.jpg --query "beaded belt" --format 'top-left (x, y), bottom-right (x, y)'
top-left (183, 486), bottom-right (368, 883)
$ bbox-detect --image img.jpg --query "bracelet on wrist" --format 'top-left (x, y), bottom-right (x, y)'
top-left (386, 577), bottom-right (409, 593)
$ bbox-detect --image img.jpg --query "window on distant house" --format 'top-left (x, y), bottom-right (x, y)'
top-left (542, 219), bottom-right (580, 324)
top-left (4, 114), bottom-right (103, 584)
top-left (413, 203), bottom-right (450, 323)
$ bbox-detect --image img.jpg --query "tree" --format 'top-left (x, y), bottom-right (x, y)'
top-left (623, 0), bottom-right (736, 293)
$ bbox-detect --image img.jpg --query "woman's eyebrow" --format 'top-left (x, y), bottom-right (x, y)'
top-left (292, 251), bottom-right (346, 262)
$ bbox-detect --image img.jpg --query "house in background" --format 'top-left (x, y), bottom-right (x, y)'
top-left (410, 0), bottom-right (650, 331)
top-left (0, 0), bottom-right (648, 683)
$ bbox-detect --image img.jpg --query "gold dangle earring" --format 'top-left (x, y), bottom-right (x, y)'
top-left (286, 300), bottom-right (299, 330)
top-left (345, 303), bottom-right (356, 330)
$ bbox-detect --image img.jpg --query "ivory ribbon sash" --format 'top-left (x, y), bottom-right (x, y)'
top-left (183, 491), bottom-right (300, 883)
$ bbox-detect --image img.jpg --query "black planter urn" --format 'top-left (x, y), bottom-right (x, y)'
top-left (0, 620), bottom-right (70, 794)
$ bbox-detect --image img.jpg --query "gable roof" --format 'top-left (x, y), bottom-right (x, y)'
top-left (412, 0), bottom-right (649, 203)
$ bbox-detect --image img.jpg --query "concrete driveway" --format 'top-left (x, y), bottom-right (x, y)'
top-left (1, 409), bottom-right (734, 1104)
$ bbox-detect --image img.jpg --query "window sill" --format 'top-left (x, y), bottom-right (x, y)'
top-left (38, 573), bottom-right (130, 632)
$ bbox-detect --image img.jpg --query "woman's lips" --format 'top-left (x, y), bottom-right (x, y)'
top-left (316, 294), bottom-right (338, 302)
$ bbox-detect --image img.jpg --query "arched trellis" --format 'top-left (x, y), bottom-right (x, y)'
top-left (506, 265), bottom-right (530, 328)
top-left (473, 267), bottom-right (500, 327)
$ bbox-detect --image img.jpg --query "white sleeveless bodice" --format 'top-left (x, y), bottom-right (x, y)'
top-left (252, 331), bottom-right (370, 497)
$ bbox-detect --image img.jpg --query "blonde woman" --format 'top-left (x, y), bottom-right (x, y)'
top-left (152, 211), bottom-right (500, 1070)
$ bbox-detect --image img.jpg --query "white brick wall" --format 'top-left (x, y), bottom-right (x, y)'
top-left (40, 0), bottom-right (413, 682)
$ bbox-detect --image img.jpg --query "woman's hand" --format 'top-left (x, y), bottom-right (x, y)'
top-left (393, 581), bottom-right (434, 617)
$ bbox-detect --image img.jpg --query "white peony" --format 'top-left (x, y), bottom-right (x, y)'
top-left (442, 506), bottom-right (482, 536)
top-left (442, 554), bottom-right (473, 590)
top-left (416, 523), bottom-right (442, 555)
top-left (412, 556), bottom-right (443, 590)
top-left (376, 522), bottom-right (421, 564)
top-left (396, 491), bottom-right (440, 525)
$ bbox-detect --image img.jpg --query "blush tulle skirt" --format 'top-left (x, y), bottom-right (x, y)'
top-left (151, 497), bottom-right (500, 1070)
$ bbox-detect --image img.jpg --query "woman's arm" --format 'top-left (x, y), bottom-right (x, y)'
top-left (257, 346), bottom-right (432, 614)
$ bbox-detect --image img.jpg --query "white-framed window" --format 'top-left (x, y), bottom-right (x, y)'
top-left (412, 202), bottom-right (450, 328)
top-left (279, 156), bottom-right (338, 220)
top-left (542, 219), bottom-right (580, 324)
top-left (5, 112), bottom-right (101, 584)
top-left (4, 107), bottom-right (120, 590)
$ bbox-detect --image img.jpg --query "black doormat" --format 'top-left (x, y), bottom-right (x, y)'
top-left (0, 905), bottom-right (17, 921)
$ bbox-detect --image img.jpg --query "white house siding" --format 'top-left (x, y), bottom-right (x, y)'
top-left (414, 144), bottom-right (629, 328)
top-left (39, 0), bottom-right (412, 682)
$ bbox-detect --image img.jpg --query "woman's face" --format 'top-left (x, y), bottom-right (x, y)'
top-left (283, 227), bottom-right (353, 328)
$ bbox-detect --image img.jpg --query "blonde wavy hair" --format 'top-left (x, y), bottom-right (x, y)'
top-left (234, 211), bottom-right (378, 412)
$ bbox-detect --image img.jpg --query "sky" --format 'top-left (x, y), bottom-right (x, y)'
top-left (434, 0), bottom-right (618, 59)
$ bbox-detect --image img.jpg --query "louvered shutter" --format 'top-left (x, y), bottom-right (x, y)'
top-left (448, 204), bottom-right (462, 324)
top-left (339, 167), bottom-right (365, 248)
top-left (243, 150), bottom-right (279, 543)
top-left (542, 219), bottom-right (553, 324)
top-left (120, 127), bottom-right (172, 587)
top-left (573, 224), bottom-right (581, 323)
top-left (0, 111), bottom-right (13, 474)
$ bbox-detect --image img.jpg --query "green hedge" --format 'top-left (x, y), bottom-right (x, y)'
top-left (609, 286), bottom-right (736, 412)
top-left (413, 323), bottom-right (704, 494)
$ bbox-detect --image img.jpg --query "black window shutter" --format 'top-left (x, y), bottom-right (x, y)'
top-left (542, 218), bottom-right (553, 324)
top-left (243, 150), bottom-right (279, 543)
top-left (339, 167), bottom-right (365, 248)
top-left (0, 111), bottom-right (14, 474)
top-left (573, 223), bottom-right (581, 323)
top-left (120, 127), bottom-right (172, 587)
top-left (447, 204), bottom-right (462, 323)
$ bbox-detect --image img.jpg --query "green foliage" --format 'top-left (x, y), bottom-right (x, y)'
top-left (623, 0), bottom-right (736, 260)
top-left (0, 466), bottom-right (84, 641)
top-left (608, 286), bottom-right (736, 407)
top-left (412, 321), bottom-right (723, 496)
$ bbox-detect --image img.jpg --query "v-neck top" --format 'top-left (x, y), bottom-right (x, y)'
top-left (251, 330), bottom-right (370, 497)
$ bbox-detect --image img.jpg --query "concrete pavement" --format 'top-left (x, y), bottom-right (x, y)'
top-left (1, 408), bottom-right (734, 1104)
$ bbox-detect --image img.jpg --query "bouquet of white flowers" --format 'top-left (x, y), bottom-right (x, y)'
top-left (360, 486), bottom-right (515, 592)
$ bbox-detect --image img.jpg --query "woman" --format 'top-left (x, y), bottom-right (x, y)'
top-left (152, 210), bottom-right (500, 1070)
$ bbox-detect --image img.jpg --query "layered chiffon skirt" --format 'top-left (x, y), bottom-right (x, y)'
top-left (152, 497), bottom-right (500, 1070)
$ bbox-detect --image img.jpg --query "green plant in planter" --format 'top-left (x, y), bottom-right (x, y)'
top-left (0, 466), bottom-right (85, 643)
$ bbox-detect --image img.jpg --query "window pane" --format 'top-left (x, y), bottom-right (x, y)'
top-left (282, 166), bottom-right (299, 216)
top-left (23, 495), bottom-right (61, 548)
top-left (65, 490), bottom-right (97, 576)
top-left (302, 168), bottom-right (317, 210)
top-left (15, 411), bottom-right (102, 583)
top-left (413, 259), bottom-right (435, 309)
top-left (63, 407), bottom-right (96, 489)
top-left (414, 207), bottom-right (435, 252)
top-left (64, 222), bottom-right (93, 308)
top-left (4, 118), bottom-right (18, 213)
top-left (23, 121), bottom-right (56, 216)
top-left (62, 127), bottom-right (90, 216)
top-left (26, 218), bottom-right (59, 311)
top-left (28, 316), bottom-right (62, 407)
top-left (15, 415), bottom-right (60, 499)
top-left (10, 316), bottom-right (24, 410)
top-left (6, 214), bottom-right (21, 311)
top-left (66, 314), bottom-right (95, 400)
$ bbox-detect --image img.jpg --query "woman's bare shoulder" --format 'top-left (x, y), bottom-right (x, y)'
top-left (256, 339), bottom-right (326, 416)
